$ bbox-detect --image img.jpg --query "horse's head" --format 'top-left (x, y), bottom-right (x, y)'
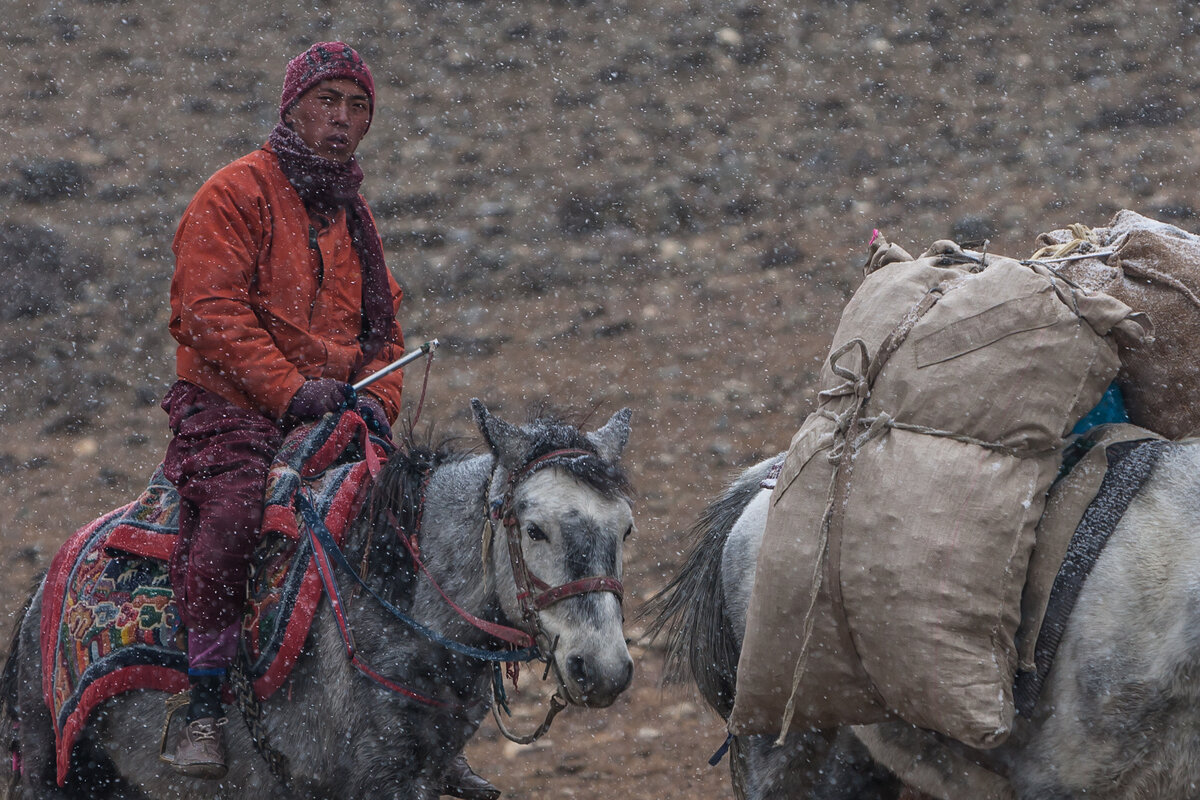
top-left (472, 399), bottom-right (635, 708)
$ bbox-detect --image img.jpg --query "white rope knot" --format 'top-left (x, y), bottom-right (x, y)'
top-left (856, 411), bottom-right (894, 449)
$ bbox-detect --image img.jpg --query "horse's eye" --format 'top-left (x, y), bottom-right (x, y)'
top-left (526, 523), bottom-right (548, 542)
top-left (623, 525), bottom-right (633, 541)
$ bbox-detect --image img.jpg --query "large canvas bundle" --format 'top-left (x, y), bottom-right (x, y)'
top-left (1036, 209), bottom-right (1200, 438)
top-left (730, 239), bottom-right (1146, 748)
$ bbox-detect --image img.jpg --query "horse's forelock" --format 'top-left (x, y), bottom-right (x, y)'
top-left (521, 420), bottom-right (633, 501)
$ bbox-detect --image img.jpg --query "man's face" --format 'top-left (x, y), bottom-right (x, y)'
top-left (284, 77), bottom-right (371, 163)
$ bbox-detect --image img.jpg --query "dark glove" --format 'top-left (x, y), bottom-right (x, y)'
top-left (356, 393), bottom-right (392, 440)
top-left (287, 378), bottom-right (353, 421)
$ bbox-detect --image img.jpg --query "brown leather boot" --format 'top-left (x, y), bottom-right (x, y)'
top-left (169, 717), bottom-right (228, 780)
top-left (442, 752), bottom-right (500, 800)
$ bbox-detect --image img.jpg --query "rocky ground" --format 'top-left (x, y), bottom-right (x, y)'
top-left (2, 0), bottom-right (1200, 797)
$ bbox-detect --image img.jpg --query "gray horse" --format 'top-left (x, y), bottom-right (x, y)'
top-left (647, 439), bottom-right (1200, 800)
top-left (3, 399), bottom-right (636, 800)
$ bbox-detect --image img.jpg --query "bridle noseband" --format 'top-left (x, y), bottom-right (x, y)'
top-left (489, 448), bottom-right (625, 636)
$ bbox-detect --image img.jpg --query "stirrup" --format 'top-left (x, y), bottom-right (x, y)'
top-left (157, 691), bottom-right (191, 764)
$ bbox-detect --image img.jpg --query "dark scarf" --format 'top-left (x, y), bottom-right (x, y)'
top-left (267, 122), bottom-right (397, 372)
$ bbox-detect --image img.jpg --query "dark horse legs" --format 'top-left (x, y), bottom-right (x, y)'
top-left (729, 727), bottom-right (903, 800)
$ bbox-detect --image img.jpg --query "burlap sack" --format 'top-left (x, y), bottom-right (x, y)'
top-left (730, 239), bottom-right (1146, 748)
top-left (1036, 209), bottom-right (1200, 438)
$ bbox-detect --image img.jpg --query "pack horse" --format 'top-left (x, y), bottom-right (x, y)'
top-left (3, 399), bottom-right (636, 799)
top-left (648, 437), bottom-right (1200, 800)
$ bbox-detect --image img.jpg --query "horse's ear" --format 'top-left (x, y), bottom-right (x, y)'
top-left (587, 407), bottom-right (632, 464)
top-left (471, 398), bottom-right (529, 464)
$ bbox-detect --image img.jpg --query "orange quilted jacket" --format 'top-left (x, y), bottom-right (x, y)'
top-left (169, 145), bottom-right (404, 421)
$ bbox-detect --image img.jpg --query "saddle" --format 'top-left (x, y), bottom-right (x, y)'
top-left (41, 411), bottom-right (387, 786)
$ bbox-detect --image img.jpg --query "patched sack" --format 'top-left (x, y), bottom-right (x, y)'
top-left (730, 237), bottom-right (1147, 748)
top-left (1036, 209), bottom-right (1200, 439)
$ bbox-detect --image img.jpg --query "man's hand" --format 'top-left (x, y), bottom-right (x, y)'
top-left (287, 378), bottom-right (353, 421)
top-left (356, 393), bottom-right (392, 441)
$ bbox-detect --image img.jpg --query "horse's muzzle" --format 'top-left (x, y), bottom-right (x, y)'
top-left (563, 652), bottom-right (634, 707)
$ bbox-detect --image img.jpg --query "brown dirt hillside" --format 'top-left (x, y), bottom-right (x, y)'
top-left (2, 1), bottom-right (1200, 797)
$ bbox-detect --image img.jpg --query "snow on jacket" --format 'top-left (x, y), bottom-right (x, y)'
top-left (169, 144), bottom-right (404, 422)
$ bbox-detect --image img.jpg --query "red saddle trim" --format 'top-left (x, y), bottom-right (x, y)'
top-left (103, 526), bottom-right (176, 562)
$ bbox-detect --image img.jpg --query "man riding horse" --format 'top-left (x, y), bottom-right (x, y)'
top-left (161, 41), bottom-right (497, 799)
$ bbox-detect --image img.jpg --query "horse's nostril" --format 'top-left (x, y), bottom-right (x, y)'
top-left (566, 654), bottom-right (634, 699)
top-left (567, 654), bottom-right (594, 689)
top-left (619, 658), bottom-right (633, 690)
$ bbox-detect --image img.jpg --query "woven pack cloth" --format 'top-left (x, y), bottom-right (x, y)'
top-left (1012, 436), bottom-right (1167, 716)
top-left (40, 411), bottom-right (385, 785)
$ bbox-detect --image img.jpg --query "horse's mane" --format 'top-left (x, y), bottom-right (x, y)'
top-left (367, 428), bottom-right (471, 531)
top-left (355, 429), bottom-right (472, 605)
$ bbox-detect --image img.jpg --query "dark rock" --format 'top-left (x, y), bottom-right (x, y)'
top-left (950, 215), bottom-right (997, 243)
top-left (1152, 205), bottom-right (1196, 222)
top-left (557, 185), bottom-right (634, 235)
top-left (41, 413), bottom-right (92, 435)
top-left (1089, 94), bottom-right (1188, 130)
top-left (184, 96), bottom-right (218, 114)
top-left (0, 222), bottom-right (95, 321)
top-left (734, 36), bottom-right (772, 65)
top-left (441, 334), bottom-right (510, 358)
top-left (11, 158), bottom-right (90, 203)
top-left (382, 227), bottom-right (446, 249)
top-left (374, 192), bottom-right (444, 217)
top-left (553, 89), bottom-right (598, 108)
top-left (723, 193), bottom-right (761, 219)
top-left (594, 320), bottom-right (635, 338)
top-left (594, 67), bottom-right (631, 85)
top-left (1129, 173), bottom-right (1156, 197)
top-left (134, 384), bottom-right (162, 407)
top-left (761, 243), bottom-right (805, 270)
top-left (506, 22), bottom-right (534, 40)
top-left (96, 184), bottom-right (143, 202)
top-left (23, 71), bottom-right (60, 99)
top-left (16, 545), bottom-right (42, 563)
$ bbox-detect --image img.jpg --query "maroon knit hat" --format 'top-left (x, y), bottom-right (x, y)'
top-left (279, 42), bottom-right (375, 122)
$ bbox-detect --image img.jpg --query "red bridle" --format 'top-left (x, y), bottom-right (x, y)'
top-left (490, 448), bottom-right (625, 632)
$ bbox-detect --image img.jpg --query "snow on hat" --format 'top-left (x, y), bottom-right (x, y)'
top-left (280, 41), bottom-right (375, 122)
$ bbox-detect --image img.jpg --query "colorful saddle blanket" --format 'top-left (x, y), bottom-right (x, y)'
top-left (41, 411), bottom-right (387, 785)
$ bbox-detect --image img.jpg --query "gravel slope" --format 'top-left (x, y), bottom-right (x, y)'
top-left (3, 1), bottom-right (1199, 796)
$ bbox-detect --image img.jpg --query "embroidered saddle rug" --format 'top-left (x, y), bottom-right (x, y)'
top-left (41, 411), bottom-right (387, 785)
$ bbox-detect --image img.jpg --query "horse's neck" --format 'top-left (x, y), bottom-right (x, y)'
top-left (407, 453), bottom-right (501, 640)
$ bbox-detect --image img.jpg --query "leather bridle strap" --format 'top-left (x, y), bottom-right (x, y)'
top-left (390, 509), bottom-right (536, 649)
top-left (527, 576), bottom-right (624, 611)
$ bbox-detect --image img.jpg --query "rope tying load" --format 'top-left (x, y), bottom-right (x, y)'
top-left (1028, 223), bottom-right (1102, 261)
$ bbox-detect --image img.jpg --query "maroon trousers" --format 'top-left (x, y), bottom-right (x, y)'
top-left (161, 381), bottom-right (285, 672)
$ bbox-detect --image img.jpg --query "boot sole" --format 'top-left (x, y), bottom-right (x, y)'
top-left (170, 761), bottom-right (228, 780)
